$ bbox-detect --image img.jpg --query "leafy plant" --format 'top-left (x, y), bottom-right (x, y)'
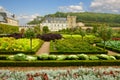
top-left (24, 28), bottom-right (35, 50)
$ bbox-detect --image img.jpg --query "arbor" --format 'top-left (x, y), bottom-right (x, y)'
top-left (97, 24), bottom-right (112, 50)
top-left (24, 28), bottom-right (35, 50)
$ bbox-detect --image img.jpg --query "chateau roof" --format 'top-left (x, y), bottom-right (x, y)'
top-left (43, 17), bottom-right (67, 23)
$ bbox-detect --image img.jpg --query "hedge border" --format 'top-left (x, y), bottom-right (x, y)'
top-left (0, 60), bottom-right (120, 67)
top-left (50, 51), bottom-right (107, 54)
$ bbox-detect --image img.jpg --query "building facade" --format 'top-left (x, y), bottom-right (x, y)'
top-left (41, 15), bottom-right (76, 31)
top-left (0, 8), bottom-right (19, 26)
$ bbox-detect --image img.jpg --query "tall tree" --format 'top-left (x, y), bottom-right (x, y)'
top-left (97, 24), bottom-right (112, 50)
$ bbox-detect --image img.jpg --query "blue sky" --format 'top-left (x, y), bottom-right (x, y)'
top-left (0, 0), bottom-right (120, 25)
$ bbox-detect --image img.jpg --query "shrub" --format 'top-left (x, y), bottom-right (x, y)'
top-left (77, 54), bottom-right (89, 60)
top-left (89, 55), bottom-right (99, 60)
top-left (14, 53), bottom-right (27, 61)
top-left (37, 33), bottom-right (62, 41)
top-left (97, 54), bottom-right (110, 60)
top-left (38, 54), bottom-right (49, 60)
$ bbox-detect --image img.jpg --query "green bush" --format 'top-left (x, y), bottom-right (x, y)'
top-left (14, 53), bottom-right (27, 61)
top-left (89, 55), bottom-right (99, 60)
top-left (97, 54), bottom-right (110, 60)
top-left (0, 24), bottom-right (19, 34)
top-left (77, 54), bottom-right (89, 60)
top-left (38, 54), bottom-right (49, 60)
top-left (48, 55), bottom-right (57, 60)
top-left (56, 55), bottom-right (67, 60)
top-left (67, 55), bottom-right (79, 60)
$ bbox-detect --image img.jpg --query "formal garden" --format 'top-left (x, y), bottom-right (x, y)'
top-left (0, 24), bottom-right (120, 79)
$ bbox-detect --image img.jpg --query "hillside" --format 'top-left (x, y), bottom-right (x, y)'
top-left (29, 12), bottom-right (120, 27)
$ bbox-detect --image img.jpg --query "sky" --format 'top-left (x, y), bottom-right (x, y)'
top-left (0, 0), bottom-right (120, 25)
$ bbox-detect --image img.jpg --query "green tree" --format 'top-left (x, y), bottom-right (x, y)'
top-left (42, 26), bottom-right (49, 34)
top-left (80, 29), bottom-right (86, 40)
top-left (24, 28), bottom-right (35, 50)
top-left (34, 25), bottom-right (41, 34)
top-left (97, 24), bottom-right (112, 50)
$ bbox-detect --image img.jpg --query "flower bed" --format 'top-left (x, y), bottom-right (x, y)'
top-left (50, 39), bottom-right (107, 54)
top-left (0, 67), bottom-right (120, 79)
top-left (0, 37), bottom-right (44, 54)
top-left (97, 41), bottom-right (120, 53)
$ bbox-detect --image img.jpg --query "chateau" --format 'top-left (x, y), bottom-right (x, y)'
top-left (41, 15), bottom-right (76, 31)
top-left (0, 8), bottom-right (19, 26)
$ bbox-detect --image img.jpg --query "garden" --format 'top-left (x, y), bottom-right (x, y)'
top-left (0, 24), bottom-right (120, 79)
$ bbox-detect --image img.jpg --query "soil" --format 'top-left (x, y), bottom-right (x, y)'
top-left (0, 66), bottom-right (120, 71)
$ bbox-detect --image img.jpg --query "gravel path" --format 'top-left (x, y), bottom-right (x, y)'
top-left (0, 66), bottom-right (120, 71)
top-left (35, 42), bottom-right (50, 55)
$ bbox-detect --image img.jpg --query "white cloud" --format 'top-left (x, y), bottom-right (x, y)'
top-left (90, 0), bottom-right (120, 13)
top-left (59, 2), bottom-right (84, 12)
top-left (17, 13), bottom-right (40, 25)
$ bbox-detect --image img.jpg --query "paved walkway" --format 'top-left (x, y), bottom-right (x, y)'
top-left (36, 42), bottom-right (50, 55)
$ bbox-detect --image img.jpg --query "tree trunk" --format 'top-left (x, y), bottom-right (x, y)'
top-left (30, 38), bottom-right (32, 50)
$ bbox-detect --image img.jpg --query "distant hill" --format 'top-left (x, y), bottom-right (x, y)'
top-left (28, 12), bottom-right (120, 27)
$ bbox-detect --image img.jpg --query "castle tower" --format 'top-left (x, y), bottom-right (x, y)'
top-left (67, 15), bottom-right (76, 28)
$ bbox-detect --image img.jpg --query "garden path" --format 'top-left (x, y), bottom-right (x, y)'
top-left (35, 42), bottom-right (50, 55)
top-left (108, 50), bottom-right (119, 55)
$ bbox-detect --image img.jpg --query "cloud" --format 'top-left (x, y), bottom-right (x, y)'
top-left (17, 13), bottom-right (40, 25)
top-left (59, 2), bottom-right (84, 12)
top-left (90, 0), bottom-right (120, 13)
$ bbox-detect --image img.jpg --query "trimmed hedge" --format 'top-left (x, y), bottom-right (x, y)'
top-left (50, 51), bottom-right (107, 55)
top-left (0, 60), bottom-right (120, 67)
top-left (0, 24), bottom-right (19, 34)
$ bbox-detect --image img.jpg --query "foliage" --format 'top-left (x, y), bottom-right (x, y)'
top-left (34, 25), bottom-right (41, 34)
top-left (97, 41), bottom-right (120, 52)
top-left (97, 25), bottom-right (112, 50)
top-left (37, 33), bottom-right (62, 41)
top-left (27, 16), bottom-right (43, 25)
top-left (24, 28), bottom-right (35, 50)
top-left (14, 53), bottom-right (27, 61)
top-left (0, 23), bottom-right (19, 34)
top-left (50, 38), bottom-right (104, 52)
top-left (42, 26), bottom-right (49, 34)
top-left (0, 37), bottom-right (43, 52)
top-left (6, 54), bottom-right (120, 61)
top-left (24, 28), bottom-right (35, 38)
top-left (0, 67), bottom-right (120, 79)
